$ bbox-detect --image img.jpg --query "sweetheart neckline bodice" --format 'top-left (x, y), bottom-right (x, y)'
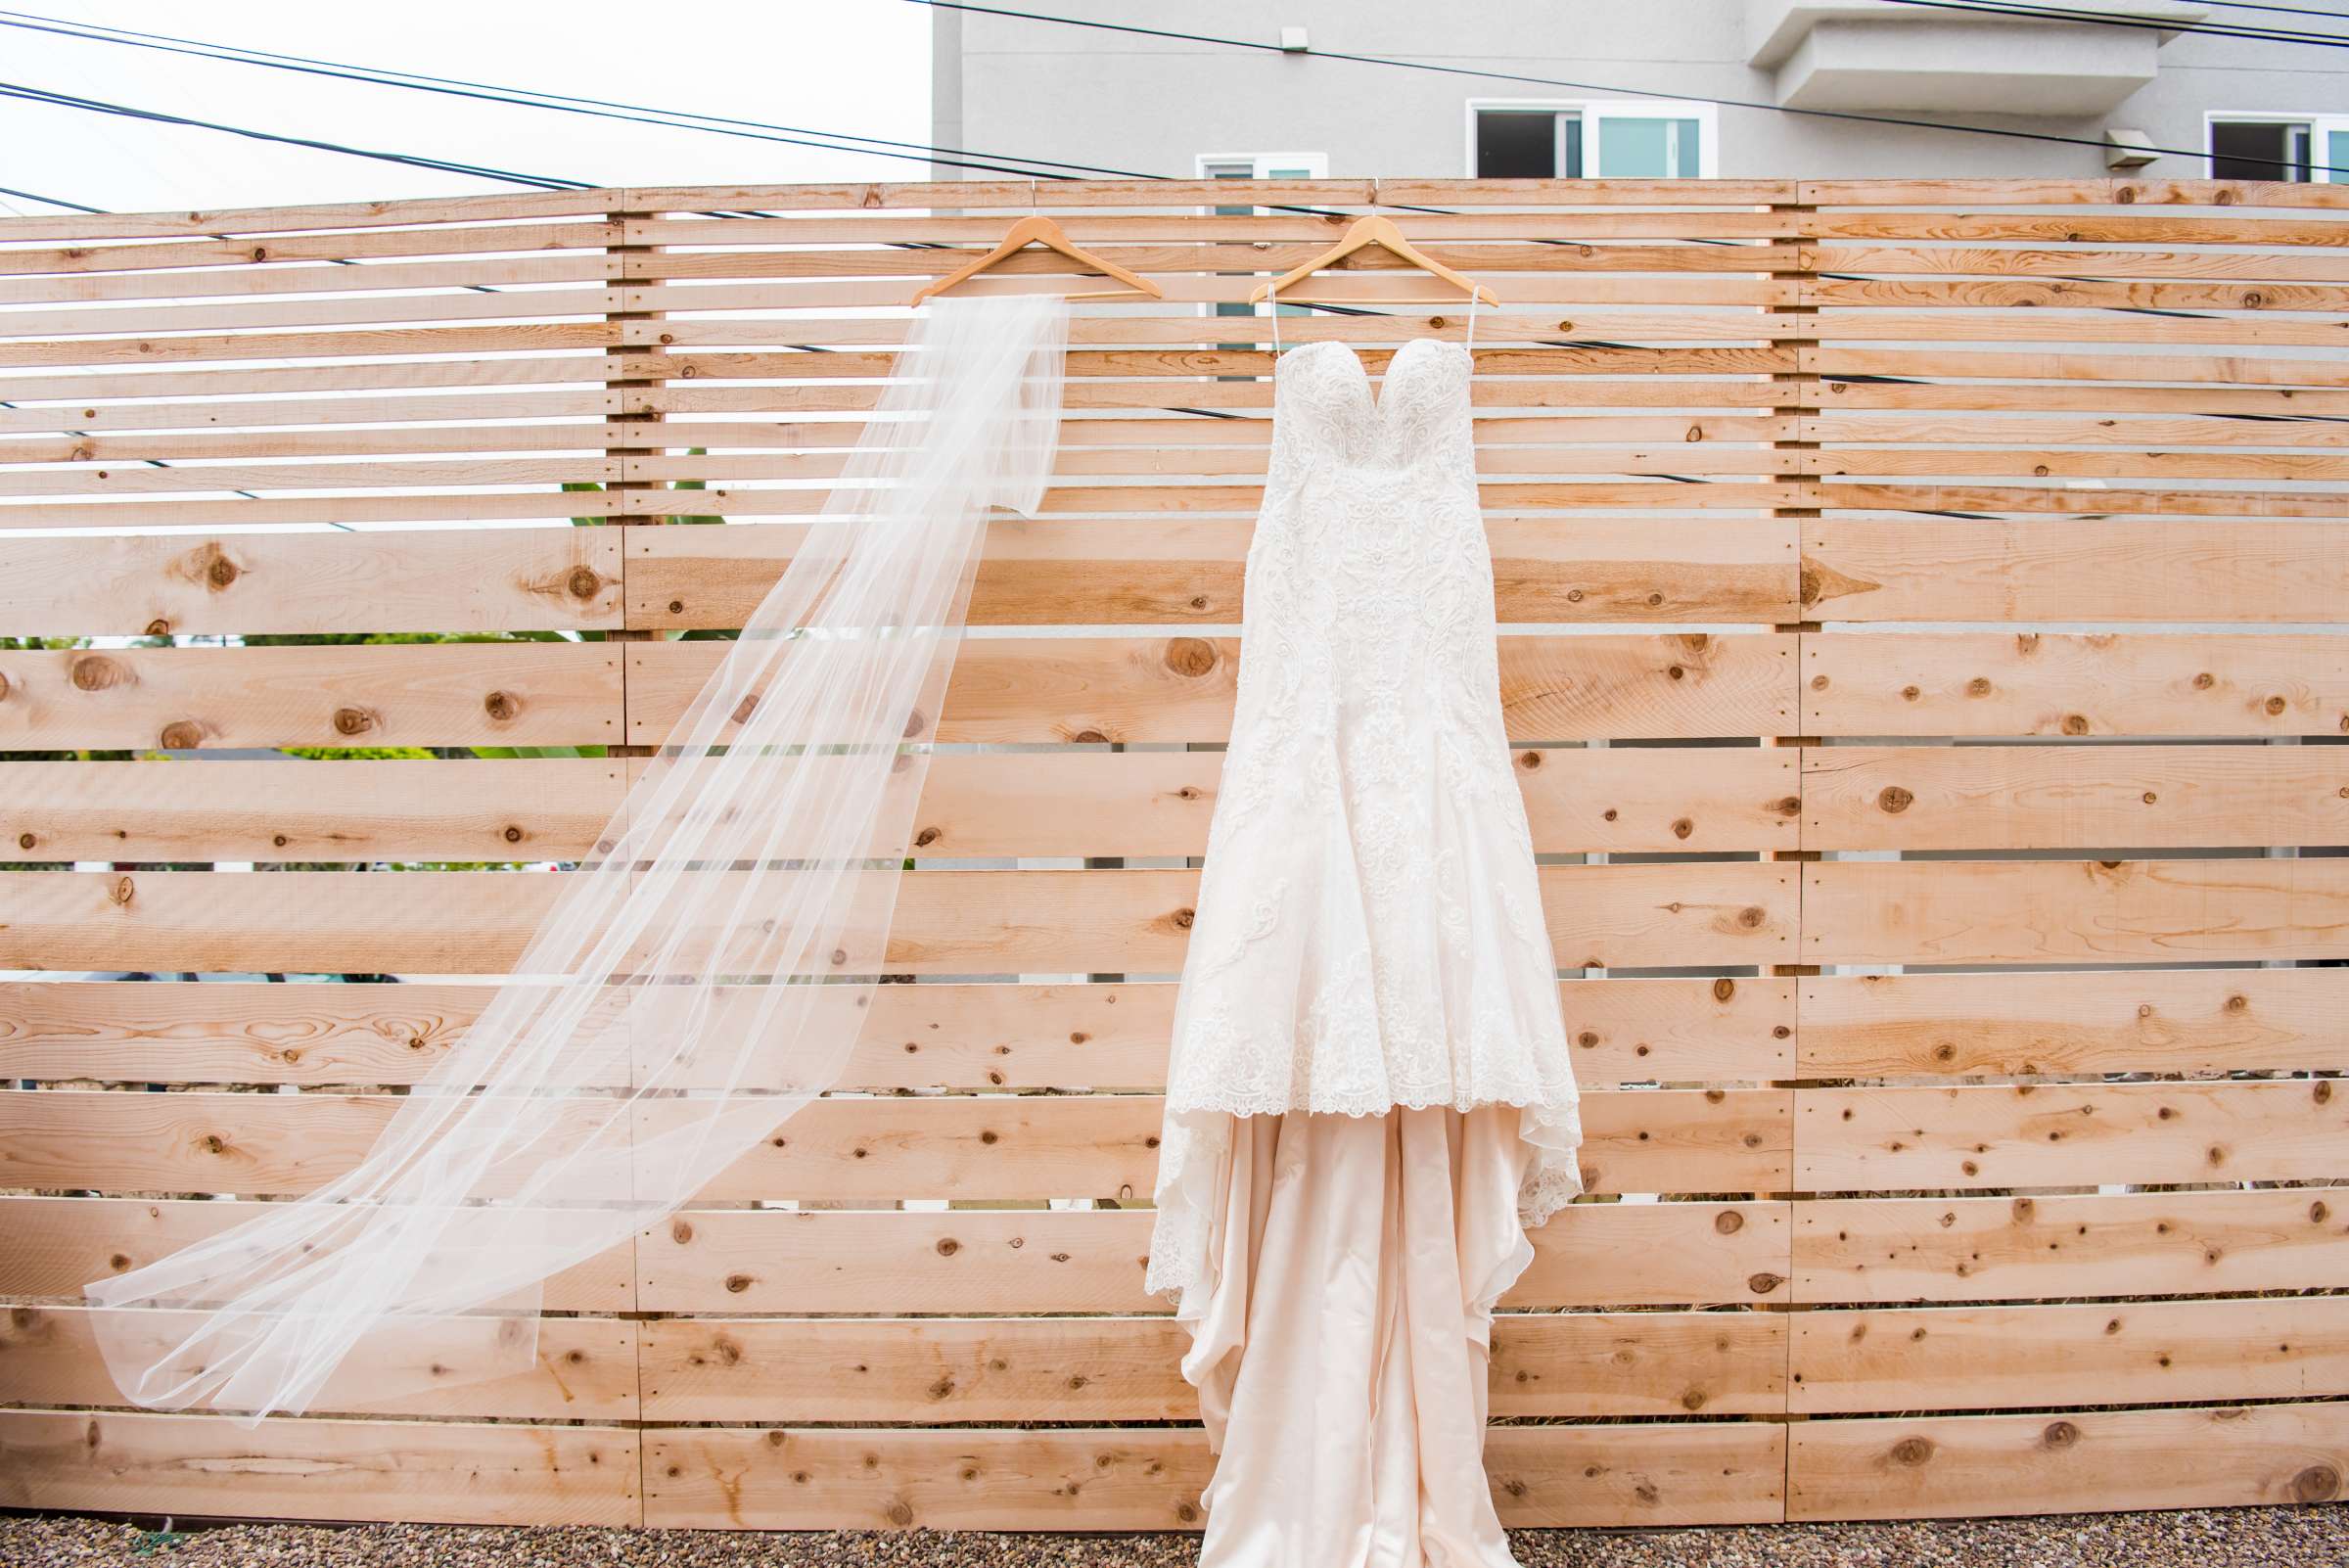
top-left (1273, 336), bottom-right (1470, 410)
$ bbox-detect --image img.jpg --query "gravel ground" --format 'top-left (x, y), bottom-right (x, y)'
top-left (5, 1509), bottom-right (2347, 1568)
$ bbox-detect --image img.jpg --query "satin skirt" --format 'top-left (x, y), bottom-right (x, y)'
top-left (1176, 1103), bottom-right (1539, 1568)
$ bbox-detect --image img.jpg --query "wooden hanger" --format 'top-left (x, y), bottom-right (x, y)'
top-left (911, 214), bottom-right (1166, 305)
top-left (1248, 214), bottom-right (1499, 307)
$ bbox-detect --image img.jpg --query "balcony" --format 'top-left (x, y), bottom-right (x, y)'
top-left (1745, 0), bottom-right (2209, 114)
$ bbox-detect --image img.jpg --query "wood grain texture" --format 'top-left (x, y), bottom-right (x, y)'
top-left (1793, 1188), bottom-right (2349, 1306)
top-left (638, 1310), bottom-right (1783, 1421)
top-left (1796, 1080), bottom-right (2349, 1192)
top-left (0, 861), bottom-right (1798, 974)
top-left (0, 1407), bottom-right (640, 1525)
top-left (1, 1305), bottom-right (637, 1421)
top-left (640, 1421), bottom-right (1787, 1531)
top-left (628, 633), bottom-right (1799, 745)
top-left (1802, 520), bottom-right (2349, 623)
top-left (1803, 633), bottom-right (2349, 738)
top-left (0, 531), bottom-right (623, 637)
top-left (625, 517), bottom-right (1802, 628)
top-left (1798, 968), bottom-right (2349, 1078)
top-left (1802, 856), bottom-right (2349, 966)
top-left (0, 745), bottom-right (1798, 864)
top-left (0, 974), bottom-right (1791, 1089)
top-left (0, 1196), bottom-right (634, 1313)
top-left (0, 642), bottom-right (623, 751)
top-left (0, 1085), bottom-right (1789, 1201)
top-left (1798, 743), bottom-right (2349, 853)
top-left (636, 1203), bottom-right (1790, 1314)
top-left (1789, 1296), bottom-right (2349, 1414)
top-left (1785, 1401), bottom-right (2349, 1521)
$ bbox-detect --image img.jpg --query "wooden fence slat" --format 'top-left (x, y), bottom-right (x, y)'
top-left (1798, 968), bottom-right (2349, 1078)
top-left (0, 642), bottom-right (625, 751)
top-left (1, 1305), bottom-right (638, 1422)
top-left (1802, 520), bottom-right (2349, 624)
top-left (630, 633), bottom-right (1800, 745)
top-left (640, 1422), bottom-right (1788, 1531)
top-left (1789, 1297), bottom-right (2349, 1414)
top-left (625, 517), bottom-right (1801, 628)
top-left (1785, 1401), bottom-right (2349, 1522)
top-left (0, 1195), bottom-right (634, 1312)
top-left (1797, 743), bottom-right (2349, 852)
top-left (0, 861), bottom-right (1798, 974)
top-left (1802, 857), bottom-right (2349, 966)
top-left (0, 971), bottom-right (1793, 1090)
top-left (635, 1200), bottom-right (1790, 1314)
top-left (1793, 1188), bottom-right (2349, 1306)
top-left (1795, 1080), bottom-right (2349, 1192)
top-left (0, 1407), bottom-right (641, 1526)
top-left (0, 1086), bottom-right (1790, 1201)
top-left (0, 530), bottom-right (623, 637)
top-left (1801, 631), bottom-right (2349, 739)
top-left (637, 1310), bottom-right (1784, 1421)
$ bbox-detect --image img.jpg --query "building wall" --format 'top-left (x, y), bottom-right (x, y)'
top-left (930, 0), bottom-right (2343, 182)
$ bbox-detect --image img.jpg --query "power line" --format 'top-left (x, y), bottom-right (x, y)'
top-left (2198, 0), bottom-right (2349, 17)
top-left (0, 179), bottom-right (99, 210)
top-left (1870, 0), bottom-right (2349, 48)
top-left (0, 9), bottom-right (1157, 184)
top-left (909, 0), bottom-right (2349, 179)
top-left (0, 80), bottom-right (597, 190)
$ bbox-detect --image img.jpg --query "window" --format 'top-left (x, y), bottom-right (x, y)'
top-left (1467, 100), bottom-right (1716, 178)
top-left (1199, 153), bottom-right (1328, 370)
top-left (2207, 115), bottom-right (2349, 182)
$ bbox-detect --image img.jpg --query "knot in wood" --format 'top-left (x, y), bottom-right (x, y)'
top-left (902, 709), bottom-right (928, 740)
top-left (1746, 1270), bottom-right (1783, 1296)
top-left (332, 707), bottom-right (375, 737)
top-left (158, 720), bottom-right (205, 750)
top-left (913, 826), bottom-right (942, 848)
top-left (567, 566), bottom-right (602, 599)
top-left (69, 656), bottom-right (125, 692)
top-left (1712, 977), bottom-right (1736, 1001)
top-left (731, 693), bottom-right (760, 725)
top-left (1714, 1210), bottom-right (1743, 1235)
top-left (2293, 1465), bottom-right (2342, 1503)
top-left (109, 875), bottom-right (135, 906)
top-left (1876, 786), bottom-right (1913, 814)
top-left (2040, 1420), bottom-right (2078, 1450)
top-left (483, 689), bottom-right (518, 721)
top-left (1890, 1436), bottom-right (1935, 1466)
top-left (1163, 638), bottom-right (1218, 678)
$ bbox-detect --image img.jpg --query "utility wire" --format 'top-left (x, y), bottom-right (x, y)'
top-left (0, 179), bottom-right (99, 210)
top-left (1870, 0), bottom-right (2349, 48)
top-left (908, 0), bottom-right (2349, 178)
top-left (0, 80), bottom-right (597, 190)
top-left (2195, 0), bottom-right (2349, 19)
top-left (0, 9), bottom-right (1158, 184)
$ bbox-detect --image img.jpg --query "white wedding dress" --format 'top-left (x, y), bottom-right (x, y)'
top-left (1146, 301), bottom-right (1586, 1567)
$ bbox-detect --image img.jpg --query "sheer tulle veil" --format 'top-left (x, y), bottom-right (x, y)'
top-left (83, 292), bottom-right (1073, 1424)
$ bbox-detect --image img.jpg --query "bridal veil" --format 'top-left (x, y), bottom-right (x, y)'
top-left (82, 292), bottom-right (1072, 1424)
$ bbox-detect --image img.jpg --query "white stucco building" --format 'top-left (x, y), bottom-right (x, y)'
top-left (930, 0), bottom-right (2349, 183)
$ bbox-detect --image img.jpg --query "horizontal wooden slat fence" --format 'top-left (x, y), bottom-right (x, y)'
top-left (0, 175), bottom-right (2344, 1532)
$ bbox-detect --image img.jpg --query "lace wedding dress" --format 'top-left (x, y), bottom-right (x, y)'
top-left (1146, 304), bottom-right (1586, 1567)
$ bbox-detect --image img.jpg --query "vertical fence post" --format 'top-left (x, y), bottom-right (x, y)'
top-left (1765, 183), bottom-right (1823, 1518)
top-left (604, 190), bottom-right (667, 1527)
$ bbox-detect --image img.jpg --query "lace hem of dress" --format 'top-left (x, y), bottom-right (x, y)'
top-left (1164, 1084), bottom-right (1582, 1123)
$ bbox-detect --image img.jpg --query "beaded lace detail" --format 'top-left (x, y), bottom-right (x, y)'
top-left (1144, 336), bottom-right (1586, 1306)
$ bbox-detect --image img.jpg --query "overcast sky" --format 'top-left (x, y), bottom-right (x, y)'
top-left (1, 0), bottom-right (937, 216)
